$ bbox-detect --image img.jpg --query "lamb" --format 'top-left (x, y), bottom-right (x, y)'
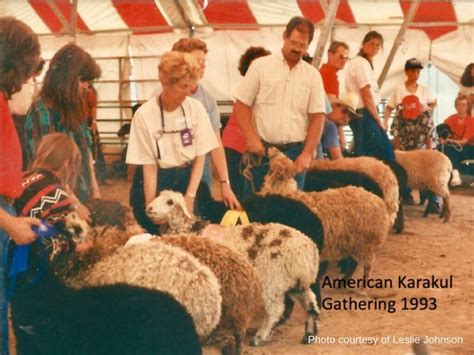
top-left (305, 155), bottom-right (403, 233)
top-left (146, 191), bottom-right (321, 346)
top-left (260, 148), bottom-right (390, 291)
top-left (130, 234), bottom-right (264, 355)
top-left (64, 241), bottom-right (222, 340)
top-left (10, 224), bottom-right (201, 355)
top-left (395, 149), bottom-right (452, 222)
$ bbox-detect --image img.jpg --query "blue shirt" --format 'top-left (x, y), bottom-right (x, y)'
top-left (321, 117), bottom-right (340, 151)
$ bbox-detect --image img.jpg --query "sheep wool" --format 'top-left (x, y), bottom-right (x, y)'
top-left (70, 242), bottom-right (222, 339)
top-left (146, 191), bottom-right (321, 346)
top-left (395, 149), bottom-right (452, 222)
top-left (162, 235), bottom-right (265, 354)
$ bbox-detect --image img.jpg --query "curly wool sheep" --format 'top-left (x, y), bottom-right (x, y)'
top-left (306, 155), bottom-right (402, 232)
top-left (147, 191), bottom-right (321, 346)
top-left (10, 226), bottom-right (201, 355)
top-left (260, 149), bottom-right (390, 288)
top-left (66, 242), bottom-right (222, 340)
top-left (395, 149), bottom-right (452, 222)
top-left (159, 235), bottom-right (264, 355)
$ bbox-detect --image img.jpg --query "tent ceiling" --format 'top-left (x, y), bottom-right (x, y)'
top-left (1, 0), bottom-right (472, 40)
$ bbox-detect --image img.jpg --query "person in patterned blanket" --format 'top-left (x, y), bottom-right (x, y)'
top-left (14, 133), bottom-right (92, 253)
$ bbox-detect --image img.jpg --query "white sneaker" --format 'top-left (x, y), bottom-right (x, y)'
top-left (450, 169), bottom-right (462, 187)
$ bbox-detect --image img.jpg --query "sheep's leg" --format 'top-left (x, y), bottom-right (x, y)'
top-left (440, 196), bottom-right (450, 223)
top-left (394, 203), bottom-right (404, 234)
top-left (250, 297), bottom-right (285, 346)
top-left (310, 281), bottom-right (322, 309)
top-left (275, 293), bottom-right (295, 327)
top-left (359, 256), bottom-right (373, 296)
top-left (290, 289), bottom-right (320, 344)
top-left (206, 327), bottom-right (238, 355)
top-left (342, 258), bottom-right (359, 281)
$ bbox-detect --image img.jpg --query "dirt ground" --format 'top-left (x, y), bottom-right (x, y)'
top-left (11, 178), bottom-right (472, 354)
top-left (98, 178), bottom-right (474, 355)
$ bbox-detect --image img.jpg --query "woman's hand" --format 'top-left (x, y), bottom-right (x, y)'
top-left (221, 183), bottom-right (242, 210)
top-left (184, 194), bottom-right (195, 216)
top-left (75, 204), bottom-right (92, 224)
top-left (75, 240), bottom-right (94, 253)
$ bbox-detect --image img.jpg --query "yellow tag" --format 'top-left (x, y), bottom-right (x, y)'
top-left (220, 210), bottom-right (250, 226)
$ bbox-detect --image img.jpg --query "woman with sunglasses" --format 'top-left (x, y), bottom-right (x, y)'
top-left (127, 51), bottom-right (218, 234)
top-left (345, 31), bottom-right (395, 161)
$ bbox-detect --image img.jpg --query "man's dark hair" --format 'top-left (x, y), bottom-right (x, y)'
top-left (284, 16), bottom-right (315, 44)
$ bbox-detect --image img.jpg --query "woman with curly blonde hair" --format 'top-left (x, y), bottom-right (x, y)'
top-left (127, 51), bottom-right (218, 234)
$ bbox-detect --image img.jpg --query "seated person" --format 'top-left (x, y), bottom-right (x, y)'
top-left (14, 133), bottom-right (92, 253)
top-left (320, 92), bottom-right (361, 160)
top-left (438, 95), bottom-right (474, 187)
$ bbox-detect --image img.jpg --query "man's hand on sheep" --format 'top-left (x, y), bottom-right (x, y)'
top-left (184, 194), bottom-right (195, 216)
top-left (294, 150), bottom-right (312, 173)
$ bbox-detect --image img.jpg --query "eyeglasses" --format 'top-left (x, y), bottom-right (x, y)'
top-left (338, 55), bottom-right (350, 62)
top-left (288, 39), bottom-right (308, 50)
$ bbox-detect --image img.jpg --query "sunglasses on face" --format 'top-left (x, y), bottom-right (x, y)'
top-left (338, 55), bottom-right (350, 62)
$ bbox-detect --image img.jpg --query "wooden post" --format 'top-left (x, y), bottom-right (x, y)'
top-left (312, 0), bottom-right (340, 69)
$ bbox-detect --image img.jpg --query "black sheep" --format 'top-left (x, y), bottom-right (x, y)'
top-left (10, 234), bottom-right (201, 355)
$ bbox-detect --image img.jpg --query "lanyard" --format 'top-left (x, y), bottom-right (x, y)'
top-left (158, 95), bottom-right (187, 133)
top-left (155, 95), bottom-right (189, 161)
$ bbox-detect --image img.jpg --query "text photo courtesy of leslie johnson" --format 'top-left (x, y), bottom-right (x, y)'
top-left (308, 273), bottom-right (465, 347)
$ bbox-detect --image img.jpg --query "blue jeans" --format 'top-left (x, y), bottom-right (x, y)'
top-left (1, 197), bottom-right (14, 355)
top-left (242, 143), bottom-right (306, 199)
top-left (130, 165), bottom-right (200, 235)
top-left (350, 108), bottom-right (395, 161)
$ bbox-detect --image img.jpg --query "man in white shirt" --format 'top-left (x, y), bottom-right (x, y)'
top-left (234, 16), bottom-right (326, 196)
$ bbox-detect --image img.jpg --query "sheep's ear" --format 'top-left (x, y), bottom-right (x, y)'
top-left (176, 195), bottom-right (193, 219)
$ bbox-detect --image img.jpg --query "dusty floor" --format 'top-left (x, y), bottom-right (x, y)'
top-left (10, 179), bottom-right (473, 354)
top-left (99, 178), bottom-right (474, 355)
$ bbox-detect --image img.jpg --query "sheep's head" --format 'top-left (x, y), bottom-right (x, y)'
top-left (146, 190), bottom-right (192, 223)
top-left (261, 148), bottom-right (298, 193)
top-left (62, 212), bottom-right (90, 244)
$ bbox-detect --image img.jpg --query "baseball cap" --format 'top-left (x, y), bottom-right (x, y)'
top-left (405, 58), bottom-right (423, 70)
top-left (401, 95), bottom-right (423, 119)
top-left (331, 92), bottom-right (362, 118)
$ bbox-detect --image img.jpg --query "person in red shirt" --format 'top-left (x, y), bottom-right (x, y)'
top-left (0, 16), bottom-right (42, 354)
top-left (319, 41), bottom-right (350, 100)
top-left (319, 41), bottom-right (350, 149)
top-left (221, 46), bottom-right (271, 200)
top-left (439, 95), bottom-right (474, 187)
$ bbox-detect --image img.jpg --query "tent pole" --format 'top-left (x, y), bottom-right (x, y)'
top-left (46, 0), bottom-right (70, 35)
top-left (312, 0), bottom-right (340, 69)
top-left (377, 0), bottom-right (421, 88)
top-left (70, 0), bottom-right (79, 39)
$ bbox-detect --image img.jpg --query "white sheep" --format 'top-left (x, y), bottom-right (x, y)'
top-left (260, 149), bottom-right (390, 292)
top-left (146, 190), bottom-right (321, 346)
top-left (66, 241), bottom-right (222, 340)
top-left (395, 149), bottom-right (452, 222)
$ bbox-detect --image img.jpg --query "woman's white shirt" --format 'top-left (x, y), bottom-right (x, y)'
top-left (388, 83), bottom-right (434, 111)
top-left (345, 56), bottom-right (381, 108)
top-left (126, 96), bottom-right (218, 169)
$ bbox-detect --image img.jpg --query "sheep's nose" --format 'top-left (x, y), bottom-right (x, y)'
top-left (146, 206), bottom-right (153, 213)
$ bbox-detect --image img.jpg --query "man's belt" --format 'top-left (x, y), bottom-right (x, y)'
top-left (262, 140), bottom-right (303, 152)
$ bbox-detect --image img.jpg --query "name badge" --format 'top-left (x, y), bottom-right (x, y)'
top-left (180, 128), bottom-right (193, 146)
